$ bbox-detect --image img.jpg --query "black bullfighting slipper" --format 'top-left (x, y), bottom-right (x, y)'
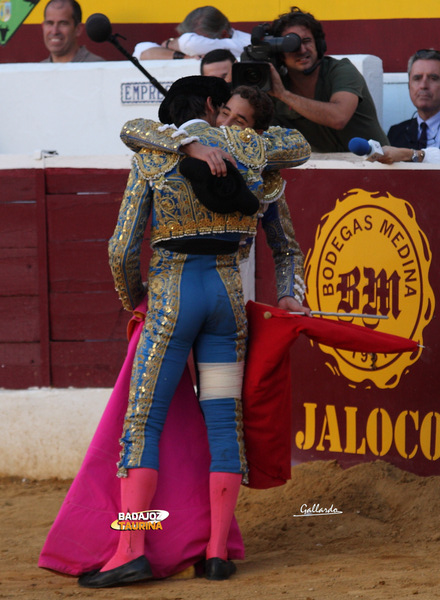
top-left (180, 156), bottom-right (259, 216)
top-left (205, 557), bottom-right (237, 581)
top-left (78, 555), bottom-right (153, 588)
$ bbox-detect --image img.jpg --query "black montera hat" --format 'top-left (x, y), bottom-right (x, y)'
top-left (159, 76), bottom-right (231, 124)
top-left (179, 156), bottom-right (259, 216)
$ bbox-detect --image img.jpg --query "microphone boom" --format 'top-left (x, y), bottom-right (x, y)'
top-left (85, 13), bottom-right (168, 98)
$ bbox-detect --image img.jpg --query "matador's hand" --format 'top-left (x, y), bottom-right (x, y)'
top-left (278, 296), bottom-right (311, 316)
top-left (183, 142), bottom-right (237, 176)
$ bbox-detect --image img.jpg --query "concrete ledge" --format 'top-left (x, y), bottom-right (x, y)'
top-left (2, 153), bottom-right (439, 172)
top-left (0, 388), bottom-right (110, 479)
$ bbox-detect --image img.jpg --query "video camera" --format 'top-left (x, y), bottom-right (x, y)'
top-left (232, 24), bottom-right (301, 91)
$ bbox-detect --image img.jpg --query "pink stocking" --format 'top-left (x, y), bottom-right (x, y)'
top-left (101, 467), bottom-right (158, 572)
top-left (206, 472), bottom-right (242, 560)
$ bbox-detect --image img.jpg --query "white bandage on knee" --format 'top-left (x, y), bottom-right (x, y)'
top-left (197, 362), bottom-right (245, 401)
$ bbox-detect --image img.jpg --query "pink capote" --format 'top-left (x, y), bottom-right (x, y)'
top-left (40, 299), bottom-right (417, 574)
top-left (38, 300), bottom-right (244, 579)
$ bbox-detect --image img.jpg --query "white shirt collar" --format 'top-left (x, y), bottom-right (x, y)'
top-left (181, 118), bottom-right (209, 128)
top-left (417, 111), bottom-right (440, 129)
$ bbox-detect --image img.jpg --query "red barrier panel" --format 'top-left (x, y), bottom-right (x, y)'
top-left (1, 159), bottom-right (439, 476)
top-left (0, 166), bottom-right (135, 388)
top-left (256, 162), bottom-right (440, 476)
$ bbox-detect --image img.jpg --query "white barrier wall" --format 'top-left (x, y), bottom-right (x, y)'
top-left (382, 72), bottom-right (414, 134)
top-left (0, 55), bottom-right (391, 157)
top-left (0, 59), bottom-right (201, 156)
top-left (332, 54), bottom-right (384, 125)
top-left (0, 388), bottom-right (111, 480)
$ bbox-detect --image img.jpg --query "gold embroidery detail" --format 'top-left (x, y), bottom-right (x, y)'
top-left (221, 125), bottom-right (266, 170)
top-left (215, 254), bottom-right (248, 477)
top-left (264, 194), bottom-right (305, 301)
top-left (239, 128), bottom-right (253, 143)
top-left (135, 149), bottom-right (179, 181)
top-left (108, 165), bottom-right (151, 311)
top-left (149, 171), bottom-right (258, 244)
top-left (118, 249), bottom-right (184, 473)
top-left (262, 126), bottom-right (311, 169)
top-left (262, 171), bottom-right (285, 203)
top-left (121, 119), bottom-right (186, 154)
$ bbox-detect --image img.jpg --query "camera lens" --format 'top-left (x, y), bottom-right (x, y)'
top-left (242, 65), bottom-right (265, 85)
top-left (232, 62), bottom-right (272, 91)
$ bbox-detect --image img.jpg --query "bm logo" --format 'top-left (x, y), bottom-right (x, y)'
top-left (305, 189), bottom-right (434, 388)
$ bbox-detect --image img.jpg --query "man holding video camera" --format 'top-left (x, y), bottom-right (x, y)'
top-left (264, 6), bottom-right (388, 152)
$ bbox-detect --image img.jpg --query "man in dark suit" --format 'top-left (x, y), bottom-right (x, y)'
top-left (385, 49), bottom-right (440, 163)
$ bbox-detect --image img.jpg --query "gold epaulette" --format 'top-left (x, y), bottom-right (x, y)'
top-left (221, 126), bottom-right (266, 171)
top-left (121, 119), bottom-right (187, 154)
top-left (134, 150), bottom-right (179, 183)
top-left (262, 126), bottom-right (311, 169)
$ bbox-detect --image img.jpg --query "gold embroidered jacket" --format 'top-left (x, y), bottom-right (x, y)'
top-left (110, 119), bottom-right (311, 310)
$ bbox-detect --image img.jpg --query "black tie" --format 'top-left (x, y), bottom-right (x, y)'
top-left (418, 122), bottom-right (428, 149)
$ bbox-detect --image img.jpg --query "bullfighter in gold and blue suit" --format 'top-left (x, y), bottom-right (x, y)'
top-left (79, 76), bottom-right (310, 589)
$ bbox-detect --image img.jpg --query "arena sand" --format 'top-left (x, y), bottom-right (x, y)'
top-left (1, 460), bottom-right (439, 599)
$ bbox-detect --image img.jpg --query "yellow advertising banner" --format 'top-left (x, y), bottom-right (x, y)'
top-left (25, 0), bottom-right (440, 24)
top-left (304, 189), bottom-right (434, 389)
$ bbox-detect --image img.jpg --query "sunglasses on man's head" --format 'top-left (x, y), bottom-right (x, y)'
top-left (414, 49), bottom-right (440, 59)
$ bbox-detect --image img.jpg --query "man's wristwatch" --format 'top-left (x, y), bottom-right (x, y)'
top-left (411, 149), bottom-right (425, 162)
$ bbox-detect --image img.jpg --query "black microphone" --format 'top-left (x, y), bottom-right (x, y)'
top-left (303, 58), bottom-right (322, 76)
top-left (348, 137), bottom-right (384, 161)
top-left (85, 13), bottom-right (112, 43)
top-left (85, 13), bottom-right (167, 97)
